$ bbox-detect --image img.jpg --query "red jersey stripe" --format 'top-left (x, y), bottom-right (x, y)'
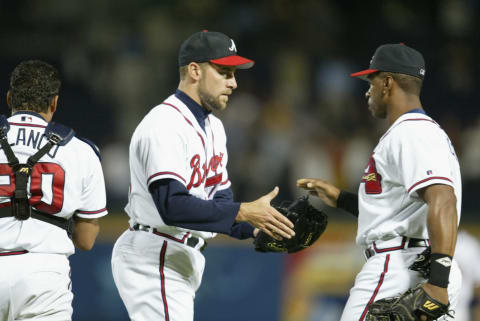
top-left (407, 176), bottom-right (453, 193)
top-left (148, 171), bottom-right (186, 185)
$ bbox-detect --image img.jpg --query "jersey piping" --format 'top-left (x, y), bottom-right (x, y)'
top-left (161, 102), bottom-right (206, 148)
top-left (380, 117), bottom-right (438, 142)
top-left (407, 176), bottom-right (453, 193)
top-left (148, 171), bottom-right (186, 185)
top-left (359, 254), bottom-right (391, 321)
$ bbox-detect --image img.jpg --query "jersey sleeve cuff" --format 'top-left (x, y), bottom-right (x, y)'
top-left (76, 208), bottom-right (108, 219)
top-left (147, 171), bottom-right (187, 187)
top-left (407, 176), bottom-right (454, 196)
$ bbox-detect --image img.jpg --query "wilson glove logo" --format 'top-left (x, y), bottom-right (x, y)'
top-left (423, 301), bottom-right (439, 310)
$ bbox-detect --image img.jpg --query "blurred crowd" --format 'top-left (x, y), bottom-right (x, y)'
top-left (1, 0), bottom-right (479, 218)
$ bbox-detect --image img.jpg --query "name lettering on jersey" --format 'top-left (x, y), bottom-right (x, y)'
top-left (187, 152), bottom-right (224, 190)
top-left (12, 128), bottom-right (59, 158)
top-left (361, 155), bottom-right (382, 194)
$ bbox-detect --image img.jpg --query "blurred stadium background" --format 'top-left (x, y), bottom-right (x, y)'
top-left (1, 1), bottom-right (479, 320)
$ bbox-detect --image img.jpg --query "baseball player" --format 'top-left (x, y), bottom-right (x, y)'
top-left (0, 60), bottom-right (108, 321)
top-left (297, 44), bottom-right (462, 320)
top-left (111, 30), bottom-right (295, 321)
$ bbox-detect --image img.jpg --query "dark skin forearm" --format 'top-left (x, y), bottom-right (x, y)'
top-left (418, 184), bottom-right (458, 307)
top-left (421, 184), bottom-right (458, 256)
top-left (73, 218), bottom-right (100, 251)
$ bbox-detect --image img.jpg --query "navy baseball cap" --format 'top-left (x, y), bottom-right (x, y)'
top-left (351, 43), bottom-right (425, 81)
top-left (178, 30), bottom-right (254, 69)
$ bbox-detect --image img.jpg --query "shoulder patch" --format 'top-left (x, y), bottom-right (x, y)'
top-left (77, 137), bottom-right (101, 161)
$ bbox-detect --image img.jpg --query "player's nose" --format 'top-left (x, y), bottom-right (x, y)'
top-left (227, 76), bottom-right (237, 90)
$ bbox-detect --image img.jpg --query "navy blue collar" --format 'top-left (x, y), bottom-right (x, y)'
top-left (12, 110), bottom-right (47, 121)
top-left (405, 108), bottom-right (426, 115)
top-left (175, 89), bottom-right (211, 132)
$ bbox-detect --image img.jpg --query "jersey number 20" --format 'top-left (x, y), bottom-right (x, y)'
top-left (0, 162), bottom-right (65, 214)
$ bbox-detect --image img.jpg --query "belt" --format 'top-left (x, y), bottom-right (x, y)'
top-left (131, 224), bottom-right (207, 252)
top-left (364, 237), bottom-right (429, 260)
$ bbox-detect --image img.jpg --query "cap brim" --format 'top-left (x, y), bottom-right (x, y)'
top-left (350, 69), bottom-right (379, 81)
top-left (210, 55), bottom-right (255, 69)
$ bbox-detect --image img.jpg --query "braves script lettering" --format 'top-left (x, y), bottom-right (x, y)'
top-left (187, 152), bottom-right (224, 190)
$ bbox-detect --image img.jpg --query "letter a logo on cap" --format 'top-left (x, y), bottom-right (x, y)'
top-left (229, 40), bottom-right (237, 52)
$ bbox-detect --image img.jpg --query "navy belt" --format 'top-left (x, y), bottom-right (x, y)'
top-left (131, 224), bottom-right (207, 252)
top-left (364, 237), bottom-right (429, 260)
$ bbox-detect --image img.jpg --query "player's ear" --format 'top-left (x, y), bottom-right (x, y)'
top-left (384, 75), bottom-right (393, 90)
top-left (50, 95), bottom-right (58, 114)
top-left (187, 62), bottom-right (202, 81)
top-left (6, 91), bottom-right (12, 110)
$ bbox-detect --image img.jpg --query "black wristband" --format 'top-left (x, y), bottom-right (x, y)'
top-left (337, 190), bottom-right (359, 217)
top-left (428, 253), bottom-right (452, 288)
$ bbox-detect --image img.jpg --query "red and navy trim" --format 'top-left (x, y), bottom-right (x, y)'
top-left (0, 250), bottom-right (29, 256)
top-left (148, 171), bottom-right (186, 185)
top-left (153, 230), bottom-right (190, 243)
top-left (359, 254), bottom-right (390, 321)
top-left (159, 241), bottom-right (170, 321)
top-left (162, 102), bottom-right (206, 148)
top-left (372, 237), bottom-right (407, 253)
top-left (380, 117), bottom-right (437, 141)
top-left (8, 122), bottom-right (46, 128)
top-left (77, 208), bottom-right (107, 215)
top-left (407, 176), bottom-right (453, 193)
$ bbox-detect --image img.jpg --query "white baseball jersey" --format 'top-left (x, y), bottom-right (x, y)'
top-left (453, 230), bottom-right (480, 321)
top-left (125, 94), bottom-right (230, 239)
top-left (0, 113), bottom-right (108, 256)
top-left (356, 112), bottom-right (462, 246)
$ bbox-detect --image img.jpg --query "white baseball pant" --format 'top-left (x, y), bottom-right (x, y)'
top-left (112, 229), bottom-right (206, 321)
top-left (340, 237), bottom-right (462, 321)
top-left (0, 252), bottom-right (73, 321)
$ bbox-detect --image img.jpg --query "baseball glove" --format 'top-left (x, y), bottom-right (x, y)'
top-left (253, 195), bottom-right (328, 253)
top-left (409, 247), bottom-right (431, 278)
top-left (366, 284), bottom-right (451, 321)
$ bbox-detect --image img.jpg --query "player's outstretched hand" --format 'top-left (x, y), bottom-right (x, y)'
top-left (237, 187), bottom-right (295, 241)
top-left (297, 178), bottom-right (340, 208)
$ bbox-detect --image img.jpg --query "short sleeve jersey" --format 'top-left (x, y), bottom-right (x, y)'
top-left (356, 112), bottom-right (462, 246)
top-left (125, 94), bottom-right (231, 239)
top-left (0, 113), bottom-right (108, 255)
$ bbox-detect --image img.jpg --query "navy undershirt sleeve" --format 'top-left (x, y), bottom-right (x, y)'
top-left (336, 190), bottom-right (359, 217)
top-left (214, 188), bottom-right (255, 239)
top-left (149, 179), bottom-right (253, 238)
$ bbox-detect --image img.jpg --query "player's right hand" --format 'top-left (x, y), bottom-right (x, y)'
top-left (237, 187), bottom-right (295, 241)
top-left (296, 178), bottom-right (340, 208)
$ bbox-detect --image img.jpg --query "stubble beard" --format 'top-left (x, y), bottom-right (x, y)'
top-left (198, 85), bottom-right (226, 112)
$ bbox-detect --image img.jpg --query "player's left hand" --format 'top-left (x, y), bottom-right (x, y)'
top-left (365, 283), bottom-right (451, 321)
